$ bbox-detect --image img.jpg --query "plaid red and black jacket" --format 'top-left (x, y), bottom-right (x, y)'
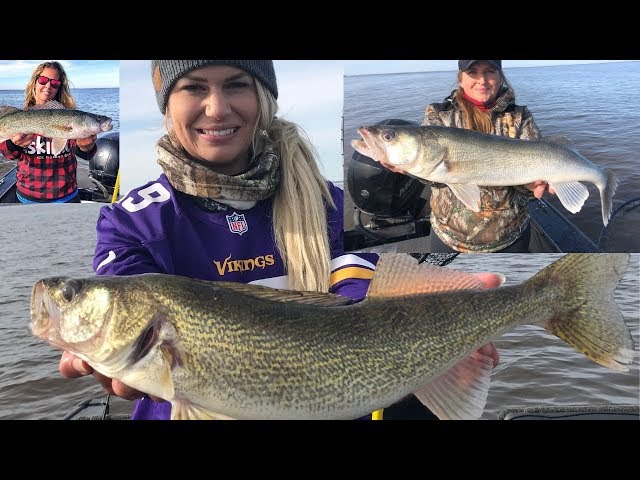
top-left (0, 136), bottom-right (97, 201)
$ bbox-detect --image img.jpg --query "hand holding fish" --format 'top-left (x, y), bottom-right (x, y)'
top-left (76, 134), bottom-right (97, 152)
top-left (524, 180), bottom-right (556, 199)
top-left (59, 350), bottom-right (162, 402)
top-left (476, 341), bottom-right (499, 367)
top-left (10, 133), bottom-right (36, 148)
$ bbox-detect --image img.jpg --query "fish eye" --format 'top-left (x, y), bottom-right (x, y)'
top-left (382, 129), bottom-right (396, 141)
top-left (61, 280), bottom-right (81, 303)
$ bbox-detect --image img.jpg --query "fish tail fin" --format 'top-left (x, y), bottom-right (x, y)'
top-left (531, 253), bottom-right (636, 372)
top-left (598, 168), bottom-right (618, 226)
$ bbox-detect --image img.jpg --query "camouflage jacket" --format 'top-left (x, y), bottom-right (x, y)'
top-left (422, 87), bottom-right (542, 252)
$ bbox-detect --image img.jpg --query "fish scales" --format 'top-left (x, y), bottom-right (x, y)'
top-left (352, 125), bottom-right (618, 225)
top-left (30, 253), bottom-right (637, 420)
top-left (426, 128), bottom-right (603, 184)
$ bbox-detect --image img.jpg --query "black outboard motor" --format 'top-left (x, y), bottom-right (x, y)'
top-left (347, 119), bottom-right (429, 246)
top-left (86, 131), bottom-right (119, 201)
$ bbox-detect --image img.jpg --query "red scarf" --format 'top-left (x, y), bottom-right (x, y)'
top-left (462, 91), bottom-right (497, 111)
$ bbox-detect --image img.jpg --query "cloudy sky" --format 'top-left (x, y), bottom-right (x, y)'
top-left (0, 60), bottom-right (119, 89)
top-left (119, 60), bottom-right (344, 193)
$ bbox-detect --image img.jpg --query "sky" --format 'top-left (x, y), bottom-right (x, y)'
top-left (0, 60), bottom-right (119, 89)
top-left (119, 60), bottom-right (344, 193)
top-left (341, 60), bottom-right (634, 76)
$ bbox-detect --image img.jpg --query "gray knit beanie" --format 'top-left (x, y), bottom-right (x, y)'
top-left (151, 60), bottom-right (278, 114)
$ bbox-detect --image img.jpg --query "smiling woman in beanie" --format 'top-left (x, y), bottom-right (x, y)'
top-left (57, 60), bottom-right (377, 420)
top-left (421, 60), bottom-right (556, 253)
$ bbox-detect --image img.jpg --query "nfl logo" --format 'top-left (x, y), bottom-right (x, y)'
top-left (226, 212), bottom-right (248, 236)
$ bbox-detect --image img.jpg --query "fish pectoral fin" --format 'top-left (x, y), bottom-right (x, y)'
top-left (170, 400), bottom-right (236, 420)
top-left (367, 253), bottom-right (487, 298)
top-left (51, 138), bottom-right (68, 156)
top-left (447, 183), bottom-right (481, 212)
top-left (549, 181), bottom-right (589, 214)
top-left (413, 351), bottom-right (494, 420)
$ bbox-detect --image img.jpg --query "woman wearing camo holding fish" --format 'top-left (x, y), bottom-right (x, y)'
top-left (423, 60), bottom-right (555, 252)
top-left (0, 61), bottom-right (97, 203)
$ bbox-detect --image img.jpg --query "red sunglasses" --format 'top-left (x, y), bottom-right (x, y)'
top-left (36, 75), bottom-right (62, 88)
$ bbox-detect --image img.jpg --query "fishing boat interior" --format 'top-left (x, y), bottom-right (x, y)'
top-left (62, 394), bottom-right (639, 420)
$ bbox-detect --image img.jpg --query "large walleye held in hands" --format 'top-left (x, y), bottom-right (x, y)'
top-left (351, 125), bottom-right (619, 226)
top-left (0, 100), bottom-right (112, 156)
top-left (30, 254), bottom-right (636, 420)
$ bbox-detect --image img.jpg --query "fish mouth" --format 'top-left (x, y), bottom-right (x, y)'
top-left (101, 118), bottom-right (113, 132)
top-left (356, 126), bottom-right (393, 147)
top-left (29, 281), bottom-right (61, 340)
top-left (357, 126), bottom-right (376, 140)
top-left (353, 127), bottom-right (388, 167)
top-left (352, 127), bottom-right (376, 151)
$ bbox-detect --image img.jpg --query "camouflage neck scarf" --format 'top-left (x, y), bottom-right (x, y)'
top-left (156, 134), bottom-right (280, 204)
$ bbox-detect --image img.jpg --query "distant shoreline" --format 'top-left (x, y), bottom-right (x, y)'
top-left (344, 60), bottom-right (637, 78)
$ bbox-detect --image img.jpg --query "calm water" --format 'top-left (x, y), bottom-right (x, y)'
top-left (344, 62), bottom-right (640, 252)
top-left (0, 205), bottom-right (637, 419)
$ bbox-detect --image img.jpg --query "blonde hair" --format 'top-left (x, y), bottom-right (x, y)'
top-left (254, 82), bottom-right (334, 292)
top-left (24, 61), bottom-right (76, 109)
top-left (454, 70), bottom-right (515, 134)
top-left (164, 78), bottom-right (335, 293)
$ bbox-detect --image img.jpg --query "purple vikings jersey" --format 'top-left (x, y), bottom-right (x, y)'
top-left (92, 174), bottom-right (378, 420)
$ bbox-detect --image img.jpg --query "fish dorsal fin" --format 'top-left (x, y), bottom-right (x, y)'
top-left (214, 281), bottom-right (354, 307)
top-left (544, 135), bottom-right (577, 150)
top-left (367, 253), bottom-right (485, 298)
top-left (171, 400), bottom-right (236, 420)
top-left (28, 100), bottom-right (66, 110)
top-left (0, 106), bottom-right (19, 118)
top-left (548, 181), bottom-right (589, 214)
top-left (413, 351), bottom-right (494, 420)
top-left (446, 183), bottom-right (481, 212)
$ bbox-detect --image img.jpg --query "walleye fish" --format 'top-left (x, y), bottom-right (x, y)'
top-left (351, 125), bottom-right (619, 226)
top-left (0, 100), bottom-right (112, 156)
top-left (30, 254), bottom-right (636, 420)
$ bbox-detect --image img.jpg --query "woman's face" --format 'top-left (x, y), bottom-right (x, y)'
top-left (35, 67), bottom-right (61, 105)
top-left (167, 65), bottom-right (260, 175)
top-left (460, 61), bottom-right (501, 104)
